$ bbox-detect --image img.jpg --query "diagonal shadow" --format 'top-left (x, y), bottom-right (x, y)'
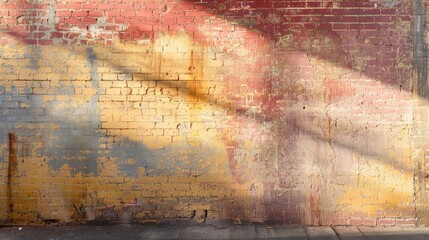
top-left (0, 0), bottom-right (414, 172)
top-left (0, 1), bottom-right (417, 225)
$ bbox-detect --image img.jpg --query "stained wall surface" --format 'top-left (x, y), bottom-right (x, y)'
top-left (0, 0), bottom-right (420, 226)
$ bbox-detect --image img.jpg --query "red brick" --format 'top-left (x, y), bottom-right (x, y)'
top-left (349, 218), bottom-right (363, 225)
top-left (22, 38), bottom-right (37, 44)
top-left (307, 2), bottom-right (323, 7)
top-left (38, 39), bottom-right (52, 45)
top-left (363, 218), bottom-right (377, 226)
top-left (396, 219), bottom-right (417, 226)
top-left (120, 10), bottom-right (136, 17)
top-left (378, 218), bottom-right (396, 226)
top-left (0, 3), bottom-right (17, 9)
top-left (381, 9), bottom-right (397, 15)
top-left (80, 17), bottom-right (97, 24)
top-left (81, 3), bottom-right (97, 9)
top-left (98, 4), bottom-right (112, 10)
top-left (65, 3), bottom-right (82, 9)
top-left (332, 23), bottom-right (349, 30)
top-left (332, 218), bottom-right (349, 226)
top-left (56, 3), bottom-right (67, 9)
top-left (88, 10), bottom-right (104, 17)
top-left (50, 31), bottom-right (64, 38)
top-left (63, 18), bottom-right (81, 24)
top-left (107, 10), bottom-right (121, 17)
top-left (0, 17), bottom-right (16, 24)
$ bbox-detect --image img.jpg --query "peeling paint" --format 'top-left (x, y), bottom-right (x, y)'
top-left (370, 0), bottom-right (400, 8)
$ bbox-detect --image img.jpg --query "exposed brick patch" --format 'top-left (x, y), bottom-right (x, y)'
top-left (396, 218), bottom-right (418, 226)
top-left (378, 218), bottom-right (397, 226)
top-left (363, 218), bottom-right (377, 226)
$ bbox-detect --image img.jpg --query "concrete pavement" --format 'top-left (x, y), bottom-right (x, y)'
top-left (1, 224), bottom-right (429, 239)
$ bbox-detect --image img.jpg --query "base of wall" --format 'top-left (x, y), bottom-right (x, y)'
top-left (0, 217), bottom-right (418, 227)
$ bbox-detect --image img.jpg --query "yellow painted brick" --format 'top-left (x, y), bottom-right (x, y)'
top-left (111, 81), bottom-right (127, 88)
top-left (33, 88), bottom-right (49, 94)
top-left (162, 87), bottom-right (178, 95)
top-left (111, 95), bottom-right (127, 101)
top-left (121, 115), bottom-right (135, 122)
top-left (121, 88), bottom-right (132, 95)
top-left (127, 81), bottom-right (141, 88)
top-left (135, 114), bottom-right (157, 121)
top-left (56, 95), bottom-right (70, 101)
top-left (136, 128), bottom-right (153, 136)
top-left (128, 122), bottom-right (155, 129)
top-left (82, 88), bottom-right (97, 95)
top-left (106, 129), bottom-right (122, 136)
top-left (73, 81), bottom-right (89, 88)
top-left (99, 95), bottom-right (112, 102)
top-left (164, 129), bottom-right (178, 136)
top-left (179, 73), bottom-right (195, 81)
top-left (102, 121), bottom-right (128, 129)
top-left (152, 129), bottom-right (164, 136)
top-left (156, 108), bottom-right (172, 115)
top-left (12, 81), bottom-right (28, 87)
top-left (74, 73), bottom-right (91, 80)
top-left (42, 96), bottom-right (55, 101)
top-left (102, 74), bottom-right (117, 80)
top-left (120, 129), bottom-right (137, 136)
top-left (106, 88), bottom-right (121, 95)
top-left (2, 74), bottom-right (19, 80)
top-left (141, 109), bottom-right (157, 117)
top-left (128, 95), bottom-right (142, 101)
top-left (133, 73), bottom-right (148, 81)
top-left (38, 67), bottom-right (52, 73)
top-left (100, 81), bottom-right (113, 88)
top-left (155, 122), bottom-right (179, 129)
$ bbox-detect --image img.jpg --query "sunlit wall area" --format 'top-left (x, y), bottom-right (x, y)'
top-left (0, 0), bottom-right (421, 226)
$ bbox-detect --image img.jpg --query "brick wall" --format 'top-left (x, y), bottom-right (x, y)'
top-left (0, 0), bottom-right (418, 226)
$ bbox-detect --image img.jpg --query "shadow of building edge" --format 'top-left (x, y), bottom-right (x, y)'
top-left (412, 0), bottom-right (429, 226)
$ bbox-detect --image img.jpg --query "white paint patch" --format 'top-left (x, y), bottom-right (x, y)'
top-left (369, 0), bottom-right (400, 8)
top-left (68, 16), bottom-right (128, 43)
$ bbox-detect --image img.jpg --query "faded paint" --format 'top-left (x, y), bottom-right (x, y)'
top-left (0, 0), bottom-right (419, 226)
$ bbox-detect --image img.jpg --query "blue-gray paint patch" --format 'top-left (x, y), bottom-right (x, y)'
top-left (0, 45), bottom-right (223, 177)
top-left (21, 87), bottom-right (32, 94)
top-left (9, 86), bottom-right (18, 95)
top-left (28, 46), bottom-right (41, 70)
top-left (45, 131), bottom-right (101, 176)
top-left (0, 126), bottom-right (8, 163)
top-left (23, 47), bottom-right (103, 176)
top-left (109, 137), bottom-right (220, 177)
top-left (0, 92), bottom-right (23, 163)
top-left (86, 47), bottom-right (97, 62)
top-left (45, 47), bottom-right (103, 176)
top-left (0, 65), bottom-right (15, 74)
top-left (0, 47), bottom-right (103, 172)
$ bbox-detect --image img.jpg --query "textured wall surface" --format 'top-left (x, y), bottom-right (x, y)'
top-left (0, 0), bottom-right (419, 226)
top-left (413, 0), bottom-right (429, 226)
